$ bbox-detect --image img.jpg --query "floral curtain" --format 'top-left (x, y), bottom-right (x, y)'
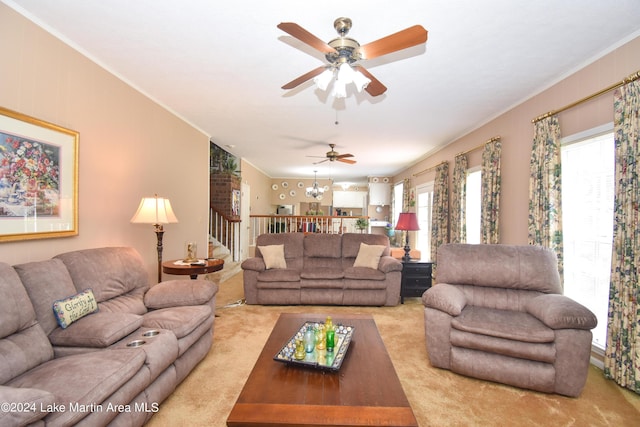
top-left (481, 139), bottom-right (502, 244)
top-left (431, 162), bottom-right (449, 262)
top-left (528, 115), bottom-right (564, 283)
top-left (604, 77), bottom-right (640, 394)
top-left (451, 154), bottom-right (467, 243)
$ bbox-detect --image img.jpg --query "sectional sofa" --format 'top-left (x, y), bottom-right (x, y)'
top-left (0, 246), bottom-right (218, 426)
top-left (241, 232), bottom-right (403, 306)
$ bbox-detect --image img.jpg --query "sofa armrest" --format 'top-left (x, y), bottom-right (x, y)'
top-left (144, 279), bottom-right (218, 309)
top-left (422, 283), bottom-right (467, 316)
top-left (241, 257), bottom-right (266, 272)
top-left (0, 385), bottom-right (55, 426)
top-left (377, 256), bottom-right (403, 273)
top-left (525, 294), bottom-right (598, 330)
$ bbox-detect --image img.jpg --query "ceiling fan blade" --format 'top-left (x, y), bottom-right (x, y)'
top-left (313, 158), bottom-right (330, 164)
top-left (337, 158), bottom-right (357, 164)
top-left (336, 153), bottom-right (354, 159)
top-left (358, 25), bottom-right (428, 60)
top-left (353, 66), bottom-right (387, 96)
top-left (282, 66), bottom-right (327, 89)
top-left (277, 22), bottom-right (337, 55)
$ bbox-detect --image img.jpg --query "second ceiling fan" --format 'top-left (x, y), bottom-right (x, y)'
top-left (309, 144), bottom-right (356, 165)
top-left (278, 17), bottom-right (428, 97)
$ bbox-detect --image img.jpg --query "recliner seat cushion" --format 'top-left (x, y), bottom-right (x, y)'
top-left (300, 268), bottom-right (344, 280)
top-left (256, 269), bottom-right (301, 283)
top-left (343, 267), bottom-right (386, 281)
top-left (7, 348), bottom-right (146, 426)
top-left (451, 306), bottom-right (555, 343)
top-left (48, 312), bottom-right (144, 347)
top-left (450, 329), bottom-right (556, 363)
top-left (143, 305), bottom-right (211, 339)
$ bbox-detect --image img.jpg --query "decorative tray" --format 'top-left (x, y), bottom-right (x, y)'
top-left (273, 321), bottom-right (355, 371)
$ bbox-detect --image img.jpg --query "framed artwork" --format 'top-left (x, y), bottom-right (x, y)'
top-left (0, 107), bottom-right (78, 242)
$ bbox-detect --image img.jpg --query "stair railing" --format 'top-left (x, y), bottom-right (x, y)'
top-left (210, 205), bottom-right (241, 262)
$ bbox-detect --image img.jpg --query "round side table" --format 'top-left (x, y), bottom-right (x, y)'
top-left (162, 258), bottom-right (224, 280)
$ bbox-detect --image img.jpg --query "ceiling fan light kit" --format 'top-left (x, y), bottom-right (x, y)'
top-left (278, 17), bottom-right (427, 98)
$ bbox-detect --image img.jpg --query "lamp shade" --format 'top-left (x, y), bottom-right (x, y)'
top-left (131, 195), bottom-right (178, 225)
top-left (395, 212), bottom-right (420, 231)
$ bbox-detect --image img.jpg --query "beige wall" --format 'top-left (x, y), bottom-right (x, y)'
top-left (239, 159), bottom-right (272, 215)
top-left (394, 36), bottom-right (640, 245)
top-left (0, 5), bottom-right (210, 282)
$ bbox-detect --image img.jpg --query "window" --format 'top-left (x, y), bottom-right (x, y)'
top-left (561, 125), bottom-right (614, 350)
top-left (416, 183), bottom-right (434, 260)
top-left (465, 168), bottom-right (482, 244)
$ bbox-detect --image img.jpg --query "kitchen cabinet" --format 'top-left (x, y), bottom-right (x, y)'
top-left (333, 191), bottom-right (367, 208)
top-left (369, 183), bottom-right (391, 206)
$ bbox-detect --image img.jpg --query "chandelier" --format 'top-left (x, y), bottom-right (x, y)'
top-left (306, 171), bottom-right (325, 199)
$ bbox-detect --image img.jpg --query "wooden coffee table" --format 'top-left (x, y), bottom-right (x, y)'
top-left (226, 313), bottom-right (417, 427)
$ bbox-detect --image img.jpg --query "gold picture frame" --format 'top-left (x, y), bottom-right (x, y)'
top-left (0, 107), bottom-right (78, 241)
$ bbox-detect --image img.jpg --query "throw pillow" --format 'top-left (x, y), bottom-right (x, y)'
top-left (353, 243), bottom-right (386, 269)
top-left (259, 244), bottom-right (287, 269)
top-left (52, 289), bottom-right (98, 329)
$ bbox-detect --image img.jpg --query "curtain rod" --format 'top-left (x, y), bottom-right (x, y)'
top-left (413, 161), bottom-right (447, 177)
top-left (456, 136), bottom-right (501, 157)
top-left (532, 70), bottom-right (640, 123)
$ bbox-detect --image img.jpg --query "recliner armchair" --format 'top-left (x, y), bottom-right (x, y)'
top-left (422, 243), bottom-right (597, 397)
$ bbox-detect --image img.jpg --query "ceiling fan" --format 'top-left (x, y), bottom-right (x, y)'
top-left (309, 144), bottom-right (356, 164)
top-left (277, 17), bottom-right (427, 96)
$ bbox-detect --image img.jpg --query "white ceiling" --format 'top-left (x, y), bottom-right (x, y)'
top-left (5, 0), bottom-right (640, 184)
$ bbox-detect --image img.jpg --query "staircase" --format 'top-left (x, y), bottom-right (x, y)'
top-left (205, 236), bottom-right (242, 284)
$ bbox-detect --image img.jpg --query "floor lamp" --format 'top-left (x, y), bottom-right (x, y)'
top-left (131, 194), bottom-right (178, 282)
top-left (395, 212), bottom-right (420, 262)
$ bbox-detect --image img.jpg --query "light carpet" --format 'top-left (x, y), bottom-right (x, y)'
top-left (145, 272), bottom-right (640, 426)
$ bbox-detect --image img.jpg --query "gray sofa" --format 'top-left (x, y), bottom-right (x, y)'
top-left (422, 243), bottom-right (597, 397)
top-left (1, 247), bottom-right (218, 426)
top-left (241, 233), bottom-right (403, 306)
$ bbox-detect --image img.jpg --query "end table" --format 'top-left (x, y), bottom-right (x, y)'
top-left (400, 260), bottom-right (433, 303)
top-left (162, 258), bottom-right (224, 280)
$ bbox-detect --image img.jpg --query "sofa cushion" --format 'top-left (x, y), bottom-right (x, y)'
top-left (300, 268), bottom-right (344, 280)
top-left (143, 305), bottom-right (212, 339)
top-left (52, 289), bottom-right (98, 329)
top-left (304, 233), bottom-right (342, 258)
top-left (525, 294), bottom-right (598, 330)
top-left (436, 244), bottom-right (562, 293)
top-left (258, 244), bottom-right (287, 269)
top-left (257, 269), bottom-right (301, 282)
top-left (353, 243), bottom-right (386, 269)
top-left (450, 329), bottom-right (556, 363)
top-left (451, 306), bottom-right (555, 343)
top-left (48, 312), bottom-right (143, 347)
top-left (14, 259), bottom-right (79, 336)
top-left (7, 348), bottom-right (146, 426)
top-left (54, 247), bottom-right (150, 304)
top-left (0, 263), bottom-right (54, 384)
top-left (341, 233), bottom-right (391, 258)
top-left (343, 267), bottom-right (386, 281)
top-left (144, 279), bottom-right (218, 309)
top-left (0, 385), bottom-right (56, 426)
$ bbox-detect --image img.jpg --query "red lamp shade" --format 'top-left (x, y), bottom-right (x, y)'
top-left (395, 212), bottom-right (420, 231)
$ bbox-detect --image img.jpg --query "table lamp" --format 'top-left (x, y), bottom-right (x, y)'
top-left (131, 194), bottom-right (178, 282)
top-left (395, 212), bottom-right (420, 262)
